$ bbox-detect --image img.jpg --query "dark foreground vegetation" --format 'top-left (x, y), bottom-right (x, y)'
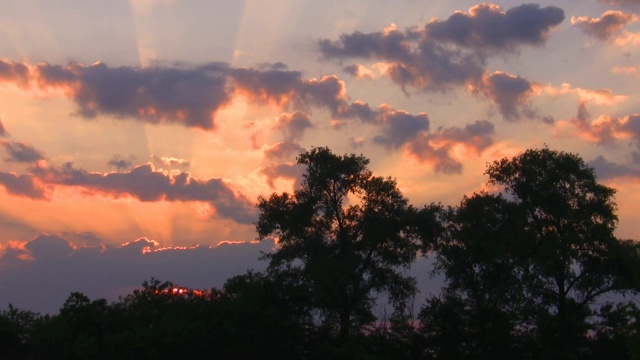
top-left (2, 147), bottom-right (640, 359)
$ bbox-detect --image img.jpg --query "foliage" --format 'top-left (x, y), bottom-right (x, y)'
top-left (421, 148), bottom-right (640, 359)
top-left (256, 147), bottom-right (422, 340)
top-left (0, 304), bottom-right (40, 359)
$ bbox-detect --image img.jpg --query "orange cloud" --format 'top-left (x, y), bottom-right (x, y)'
top-left (556, 112), bottom-right (640, 146)
top-left (543, 83), bottom-right (627, 105)
top-left (612, 65), bottom-right (639, 75)
top-left (572, 10), bottom-right (638, 41)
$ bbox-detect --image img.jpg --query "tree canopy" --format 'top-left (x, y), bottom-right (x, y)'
top-left (421, 147), bottom-right (640, 359)
top-left (256, 147), bottom-right (422, 340)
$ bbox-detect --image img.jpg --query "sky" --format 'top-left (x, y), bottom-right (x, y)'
top-left (1, 0), bottom-right (640, 313)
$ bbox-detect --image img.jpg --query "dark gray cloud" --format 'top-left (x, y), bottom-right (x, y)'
top-left (0, 173), bottom-right (50, 199)
top-left (588, 155), bottom-right (640, 179)
top-left (32, 163), bottom-right (256, 223)
top-left (229, 67), bottom-right (303, 104)
top-left (478, 72), bottom-right (538, 121)
top-left (319, 26), bottom-right (484, 92)
top-left (572, 10), bottom-right (637, 41)
top-left (338, 101), bottom-right (377, 121)
top-left (318, 4), bottom-right (563, 121)
top-left (1, 141), bottom-right (45, 163)
top-left (107, 154), bottom-right (136, 171)
top-left (373, 107), bottom-right (430, 148)
top-left (229, 68), bottom-right (348, 117)
top-left (406, 120), bottom-right (495, 174)
top-left (36, 62), bottom-right (232, 129)
top-left (0, 60), bottom-right (356, 130)
top-left (24, 234), bottom-right (74, 260)
top-left (276, 111), bottom-right (313, 142)
top-left (425, 3), bottom-right (565, 53)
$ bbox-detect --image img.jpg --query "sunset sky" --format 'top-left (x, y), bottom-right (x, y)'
top-left (1, 0), bottom-right (640, 313)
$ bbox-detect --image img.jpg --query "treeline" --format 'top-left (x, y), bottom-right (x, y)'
top-left (2, 147), bottom-right (640, 359)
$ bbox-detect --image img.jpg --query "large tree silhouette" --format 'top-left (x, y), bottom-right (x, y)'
top-left (421, 148), bottom-right (640, 359)
top-left (256, 147), bottom-right (420, 341)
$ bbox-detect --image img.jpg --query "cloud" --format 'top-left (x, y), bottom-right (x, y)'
top-left (32, 162), bottom-right (256, 223)
top-left (0, 61), bottom-right (352, 131)
top-left (613, 31), bottom-right (640, 45)
top-left (318, 4), bottom-right (563, 121)
top-left (612, 65), bottom-right (639, 75)
top-left (151, 155), bottom-right (190, 170)
top-left (259, 162), bottom-right (305, 189)
top-left (275, 111), bottom-right (313, 142)
top-left (0, 172), bottom-right (50, 199)
top-left (350, 137), bottom-right (366, 148)
top-left (35, 62), bottom-right (233, 129)
top-left (24, 234), bottom-right (75, 260)
top-left (342, 64), bottom-right (375, 80)
top-left (120, 237), bottom-right (160, 254)
top-left (473, 72), bottom-right (539, 121)
top-left (572, 10), bottom-right (638, 41)
top-left (543, 83), bottom-right (628, 105)
top-left (406, 120), bottom-right (495, 174)
top-left (0, 59), bottom-right (447, 160)
top-left (229, 68), bottom-right (349, 118)
top-left (0, 233), bottom-right (274, 314)
top-left (425, 3), bottom-right (565, 53)
top-left (263, 142), bottom-right (306, 161)
top-left (107, 154), bottom-right (136, 171)
top-left (557, 108), bottom-right (640, 147)
top-left (1, 60), bottom-right (402, 133)
top-left (1, 141), bottom-right (45, 163)
top-left (599, 0), bottom-right (640, 9)
top-left (372, 105), bottom-right (430, 148)
top-left (0, 60), bottom-right (29, 88)
top-left (588, 155), bottom-right (640, 179)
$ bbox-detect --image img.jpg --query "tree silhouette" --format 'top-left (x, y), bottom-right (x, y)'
top-left (256, 147), bottom-right (421, 342)
top-left (420, 193), bottom-right (536, 358)
top-left (487, 148), bottom-right (640, 357)
top-left (421, 148), bottom-right (640, 359)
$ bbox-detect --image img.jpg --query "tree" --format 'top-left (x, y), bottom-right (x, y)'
top-left (488, 148), bottom-right (640, 356)
top-left (256, 147), bottom-right (421, 342)
top-left (419, 193), bottom-right (537, 359)
top-left (421, 148), bottom-right (640, 359)
top-left (0, 304), bottom-right (40, 359)
top-left (215, 271), bottom-right (310, 358)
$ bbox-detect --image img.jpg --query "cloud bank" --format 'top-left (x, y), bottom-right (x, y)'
top-left (0, 233), bottom-right (273, 314)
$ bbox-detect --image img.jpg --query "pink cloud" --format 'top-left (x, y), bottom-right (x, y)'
top-left (406, 120), bottom-right (495, 174)
top-left (572, 10), bottom-right (638, 41)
